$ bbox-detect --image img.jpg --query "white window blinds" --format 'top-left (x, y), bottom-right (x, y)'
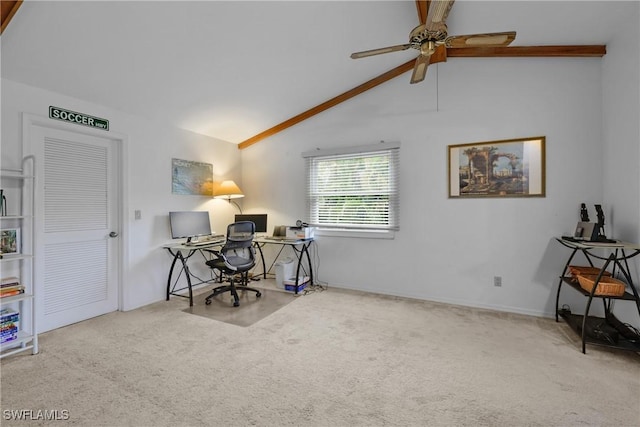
top-left (303, 142), bottom-right (400, 231)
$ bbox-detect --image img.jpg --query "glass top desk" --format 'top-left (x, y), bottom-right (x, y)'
top-left (163, 240), bottom-right (225, 306)
top-left (253, 237), bottom-right (315, 294)
top-left (163, 237), bottom-right (315, 306)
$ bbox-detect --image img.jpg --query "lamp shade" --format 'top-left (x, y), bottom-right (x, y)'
top-left (213, 180), bottom-right (244, 200)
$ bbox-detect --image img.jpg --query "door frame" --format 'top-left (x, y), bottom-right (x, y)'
top-left (22, 112), bottom-right (129, 314)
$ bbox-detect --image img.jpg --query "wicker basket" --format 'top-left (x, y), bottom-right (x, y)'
top-left (568, 265), bottom-right (611, 281)
top-left (577, 274), bottom-right (626, 297)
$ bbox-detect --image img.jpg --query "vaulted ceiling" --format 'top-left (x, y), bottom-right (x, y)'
top-left (1, 1), bottom-right (623, 149)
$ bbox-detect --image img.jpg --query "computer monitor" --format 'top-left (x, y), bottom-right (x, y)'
top-left (234, 214), bottom-right (268, 233)
top-left (169, 211), bottom-right (212, 243)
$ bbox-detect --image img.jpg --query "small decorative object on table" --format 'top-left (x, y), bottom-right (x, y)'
top-left (0, 228), bottom-right (20, 255)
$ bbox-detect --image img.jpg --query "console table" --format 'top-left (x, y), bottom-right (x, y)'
top-left (554, 238), bottom-right (640, 353)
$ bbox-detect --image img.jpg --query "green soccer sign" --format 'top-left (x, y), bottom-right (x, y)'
top-left (49, 106), bottom-right (109, 131)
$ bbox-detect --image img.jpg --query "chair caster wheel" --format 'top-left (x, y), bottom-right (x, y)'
top-left (205, 299), bottom-right (212, 305)
top-left (233, 301), bottom-right (240, 307)
top-left (256, 292), bottom-right (262, 298)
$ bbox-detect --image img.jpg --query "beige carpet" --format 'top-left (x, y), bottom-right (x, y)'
top-left (1, 287), bottom-right (639, 426)
top-left (183, 285), bottom-right (296, 327)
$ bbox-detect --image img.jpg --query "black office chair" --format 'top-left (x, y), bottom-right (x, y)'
top-left (204, 221), bottom-right (261, 307)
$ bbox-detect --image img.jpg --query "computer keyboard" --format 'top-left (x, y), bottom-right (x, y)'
top-left (185, 235), bottom-right (225, 246)
top-left (190, 240), bottom-right (223, 247)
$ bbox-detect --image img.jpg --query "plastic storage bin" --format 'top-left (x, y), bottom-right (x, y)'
top-left (274, 258), bottom-right (294, 289)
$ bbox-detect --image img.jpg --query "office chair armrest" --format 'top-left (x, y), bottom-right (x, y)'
top-left (203, 249), bottom-right (222, 258)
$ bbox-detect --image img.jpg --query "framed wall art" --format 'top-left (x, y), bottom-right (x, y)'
top-left (0, 228), bottom-right (20, 255)
top-left (171, 158), bottom-right (214, 196)
top-left (448, 136), bottom-right (545, 198)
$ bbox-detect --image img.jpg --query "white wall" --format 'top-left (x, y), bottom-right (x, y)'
top-left (241, 4), bottom-right (640, 324)
top-left (1, 79), bottom-right (241, 311)
top-left (601, 2), bottom-right (640, 325)
top-left (2, 3), bottom-right (637, 326)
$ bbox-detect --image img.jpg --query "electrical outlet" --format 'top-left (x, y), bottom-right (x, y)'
top-left (134, 210), bottom-right (142, 220)
top-left (494, 276), bottom-right (502, 287)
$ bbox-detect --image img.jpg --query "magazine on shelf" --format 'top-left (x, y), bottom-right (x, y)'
top-left (1, 276), bottom-right (20, 287)
top-left (0, 309), bottom-right (19, 322)
top-left (0, 278), bottom-right (24, 297)
top-left (0, 288), bottom-right (25, 298)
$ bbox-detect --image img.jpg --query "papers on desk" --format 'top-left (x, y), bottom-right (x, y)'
top-left (584, 241), bottom-right (624, 247)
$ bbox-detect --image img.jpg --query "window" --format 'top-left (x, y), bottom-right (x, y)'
top-left (303, 142), bottom-right (400, 233)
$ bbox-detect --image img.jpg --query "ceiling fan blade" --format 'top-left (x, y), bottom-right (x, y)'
top-left (350, 44), bottom-right (412, 59)
top-left (415, 0), bottom-right (428, 25)
top-left (425, 0), bottom-right (454, 28)
top-left (445, 31), bottom-right (516, 48)
top-left (410, 54), bottom-right (431, 84)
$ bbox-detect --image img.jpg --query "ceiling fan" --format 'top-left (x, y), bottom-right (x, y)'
top-left (350, 0), bottom-right (516, 84)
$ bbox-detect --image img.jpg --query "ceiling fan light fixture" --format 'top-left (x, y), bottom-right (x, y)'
top-left (421, 40), bottom-right (437, 56)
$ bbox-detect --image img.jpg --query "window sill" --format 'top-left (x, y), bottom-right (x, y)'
top-left (314, 228), bottom-right (395, 240)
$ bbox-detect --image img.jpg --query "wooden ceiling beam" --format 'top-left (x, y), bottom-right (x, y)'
top-left (1, 0), bottom-right (22, 34)
top-left (238, 44), bottom-right (605, 150)
top-left (447, 45), bottom-right (606, 58)
top-left (238, 59), bottom-right (416, 150)
top-left (238, 46), bottom-right (447, 150)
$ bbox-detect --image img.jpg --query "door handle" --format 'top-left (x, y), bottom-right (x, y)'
top-left (109, 232), bottom-right (119, 238)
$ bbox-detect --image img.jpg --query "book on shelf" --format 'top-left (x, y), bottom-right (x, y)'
top-left (1, 322), bottom-right (18, 331)
top-left (0, 288), bottom-right (25, 298)
top-left (1, 334), bottom-right (18, 344)
top-left (1, 326), bottom-right (18, 337)
top-left (0, 309), bottom-right (20, 325)
top-left (1, 276), bottom-right (20, 287)
top-left (0, 308), bottom-right (20, 344)
top-left (0, 284), bottom-right (24, 292)
top-left (1, 326), bottom-right (18, 342)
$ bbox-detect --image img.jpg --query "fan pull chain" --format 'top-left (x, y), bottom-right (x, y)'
top-left (436, 64), bottom-right (439, 112)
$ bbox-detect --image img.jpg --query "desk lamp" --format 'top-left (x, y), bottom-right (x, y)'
top-left (213, 180), bottom-right (244, 213)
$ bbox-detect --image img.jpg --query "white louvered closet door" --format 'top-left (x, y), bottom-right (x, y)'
top-left (29, 124), bottom-right (120, 333)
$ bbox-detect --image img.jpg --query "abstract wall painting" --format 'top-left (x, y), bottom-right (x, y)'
top-left (171, 158), bottom-right (214, 196)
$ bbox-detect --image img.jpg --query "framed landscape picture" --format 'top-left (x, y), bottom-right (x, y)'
top-left (448, 136), bottom-right (546, 198)
top-left (0, 228), bottom-right (20, 255)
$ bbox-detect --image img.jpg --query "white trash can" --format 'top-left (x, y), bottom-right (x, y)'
top-left (274, 258), bottom-right (294, 289)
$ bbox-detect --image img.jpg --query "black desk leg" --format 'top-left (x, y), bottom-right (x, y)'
top-left (255, 243), bottom-right (267, 279)
top-left (304, 242), bottom-right (313, 287)
top-left (292, 242), bottom-right (314, 295)
top-left (294, 246), bottom-right (303, 295)
top-left (166, 249), bottom-right (179, 301)
top-left (180, 253), bottom-right (195, 306)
